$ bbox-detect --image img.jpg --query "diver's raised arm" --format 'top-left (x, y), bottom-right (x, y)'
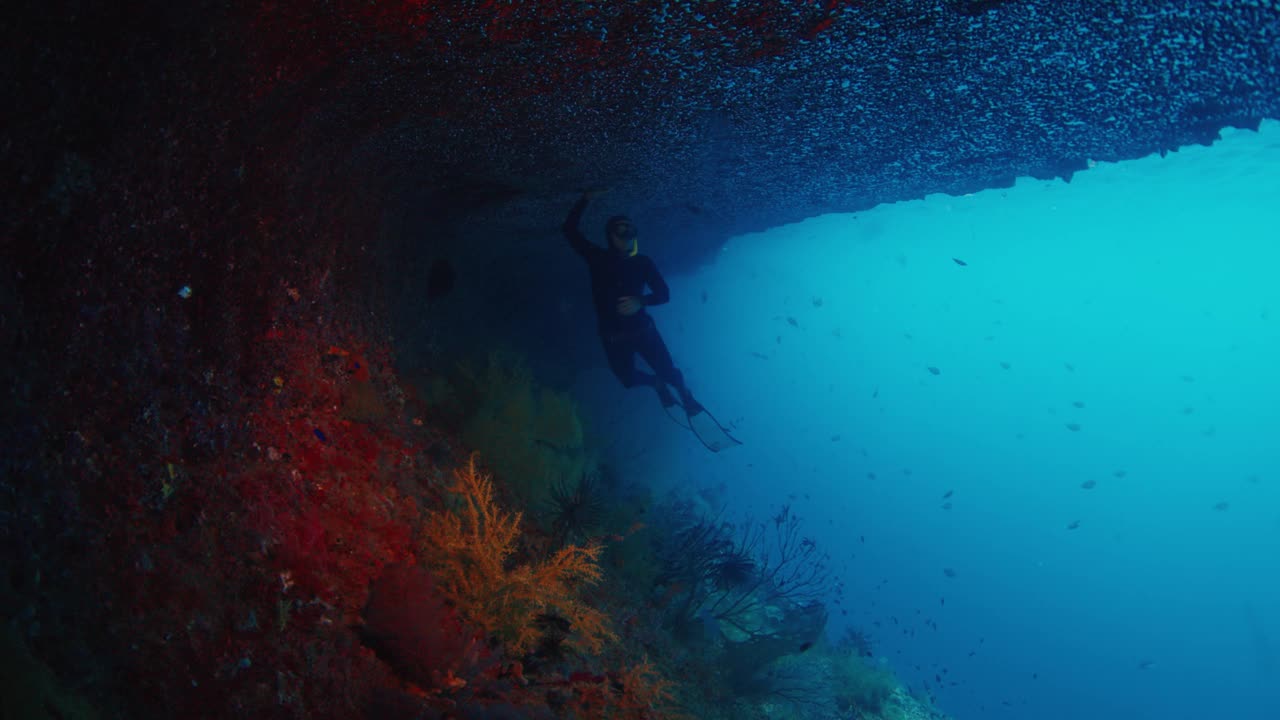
top-left (563, 188), bottom-right (610, 257)
top-left (562, 194), bottom-right (592, 257)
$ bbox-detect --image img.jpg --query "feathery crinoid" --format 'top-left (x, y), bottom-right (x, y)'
top-left (545, 469), bottom-right (607, 550)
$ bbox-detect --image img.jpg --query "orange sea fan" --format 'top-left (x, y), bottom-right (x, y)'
top-left (422, 455), bottom-right (613, 657)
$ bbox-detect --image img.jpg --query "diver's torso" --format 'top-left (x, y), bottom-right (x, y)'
top-left (588, 251), bottom-right (651, 332)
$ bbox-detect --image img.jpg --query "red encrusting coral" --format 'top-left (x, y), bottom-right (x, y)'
top-left (361, 562), bottom-right (492, 694)
top-left (73, 317), bottom-right (429, 718)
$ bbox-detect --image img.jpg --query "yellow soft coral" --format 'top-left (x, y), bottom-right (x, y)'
top-left (457, 352), bottom-right (588, 511)
top-left (423, 455), bottom-right (613, 656)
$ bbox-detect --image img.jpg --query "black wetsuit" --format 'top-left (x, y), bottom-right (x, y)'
top-left (563, 197), bottom-right (691, 401)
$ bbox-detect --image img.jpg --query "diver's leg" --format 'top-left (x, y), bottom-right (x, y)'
top-left (637, 324), bottom-right (699, 411)
top-left (602, 334), bottom-right (655, 388)
top-left (606, 330), bottom-right (676, 406)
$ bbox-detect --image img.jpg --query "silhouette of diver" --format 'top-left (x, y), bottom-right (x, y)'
top-left (562, 189), bottom-right (702, 415)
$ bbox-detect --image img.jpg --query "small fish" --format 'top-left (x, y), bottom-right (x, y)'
top-left (1066, 520), bottom-right (1080, 530)
top-left (942, 502), bottom-right (953, 510)
top-left (1213, 501), bottom-right (1230, 511)
top-left (1064, 362), bottom-right (1075, 372)
top-left (313, 428), bottom-right (328, 443)
top-left (952, 257), bottom-right (968, 266)
top-left (943, 568), bottom-right (957, 578)
top-left (750, 351), bottom-right (769, 360)
top-left (872, 387), bottom-right (879, 398)
top-left (1080, 480), bottom-right (1097, 489)
top-left (786, 316), bottom-right (799, 327)
top-left (942, 490), bottom-right (953, 499)
top-left (867, 472), bottom-right (876, 480)
top-left (812, 296), bottom-right (823, 307)
top-left (1182, 406), bottom-right (1195, 415)
top-left (701, 289), bottom-right (708, 304)
top-left (1072, 400), bottom-right (1085, 408)
top-left (1065, 423), bottom-right (1082, 432)
top-left (1138, 660), bottom-right (1156, 670)
top-left (831, 434), bottom-right (841, 442)
top-left (1113, 469), bottom-right (1127, 478)
top-left (927, 366), bottom-right (941, 375)
top-left (999, 361), bottom-right (1011, 370)
top-left (1180, 375), bottom-right (1195, 383)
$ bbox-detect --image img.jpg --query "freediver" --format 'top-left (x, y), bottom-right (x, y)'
top-left (561, 189), bottom-right (703, 416)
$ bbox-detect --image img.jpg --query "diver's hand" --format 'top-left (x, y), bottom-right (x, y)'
top-left (616, 296), bottom-right (643, 316)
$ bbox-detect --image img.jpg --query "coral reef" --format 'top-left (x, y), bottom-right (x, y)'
top-left (0, 298), bottom-right (945, 720)
top-left (832, 653), bottom-right (898, 715)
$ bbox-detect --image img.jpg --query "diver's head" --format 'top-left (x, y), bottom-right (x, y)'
top-left (605, 215), bottom-right (638, 256)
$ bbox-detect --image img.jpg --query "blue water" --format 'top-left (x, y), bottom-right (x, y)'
top-left (578, 120), bottom-right (1280, 719)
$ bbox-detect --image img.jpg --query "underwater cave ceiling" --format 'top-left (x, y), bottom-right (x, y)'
top-left (333, 0), bottom-right (1280, 271)
top-left (10, 0), bottom-right (1280, 299)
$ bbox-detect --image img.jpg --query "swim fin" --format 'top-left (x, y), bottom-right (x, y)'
top-left (685, 405), bottom-right (742, 452)
top-left (658, 384), bottom-right (742, 452)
